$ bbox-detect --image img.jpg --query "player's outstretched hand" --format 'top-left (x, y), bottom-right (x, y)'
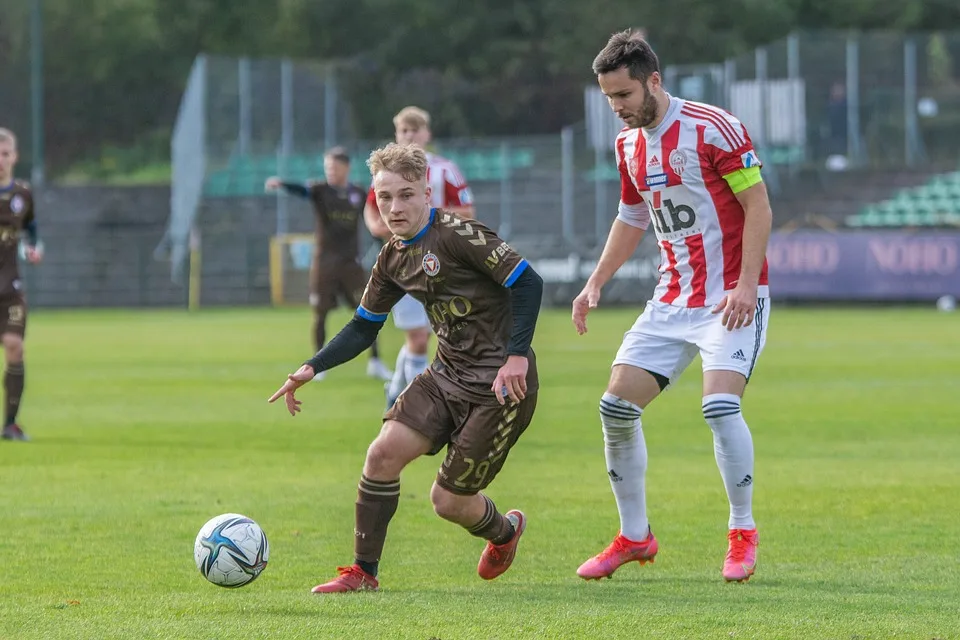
top-left (492, 355), bottom-right (528, 406)
top-left (572, 285), bottom-right (601, 335)
top-left (264, 176), bottom-right (281, 192)
top-left (268, 364), bottom-right (315, 416)
top-left (712, 283), bottom-right (757, 331)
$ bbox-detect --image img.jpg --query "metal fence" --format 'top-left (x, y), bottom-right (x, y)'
top-left (666, 30), bottom-right (960, 172)
top-left (161, 51), bottom-right (624, 281)
top-left (14, 29), bottom-right (959, 307)
top-left (163, 31), bottom-right (960, 281)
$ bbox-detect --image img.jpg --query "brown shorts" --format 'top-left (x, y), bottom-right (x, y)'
top-left (311, 259), bottom-right (368, 313)
top-left (384, 370), bottom-right (538, 496)
top-left (0, 296), bottom-right (27, 337)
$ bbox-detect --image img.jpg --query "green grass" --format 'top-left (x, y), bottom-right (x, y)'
top-left (1, 306), bottom-right (958, 639)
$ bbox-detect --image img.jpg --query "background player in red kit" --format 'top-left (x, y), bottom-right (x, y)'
top-left (270, 143), bottom-right (543, 593)
top-left (572, 30), bottom-right (773, 583)
top-left (363, 107), bottom-right (476, 408)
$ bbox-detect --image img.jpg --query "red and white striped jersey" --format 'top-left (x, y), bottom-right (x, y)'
top-left (615, 95), bottom-right (769, 307)
top-left (367, 151), bottom-right (474, 209)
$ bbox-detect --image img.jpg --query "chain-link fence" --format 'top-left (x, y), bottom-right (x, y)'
top-left (161, 52), bottom-right (625, 283)
top-left (666, 30), bottom-right (960, 172)
top-left (9, 29), bottom-right (960, 308)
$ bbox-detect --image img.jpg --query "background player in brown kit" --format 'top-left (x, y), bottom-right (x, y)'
top-left (0, 128), bottom-right (43, 442)
top-left (266, 146), bottom-right (392, 382)
top-left (269, 142), bottom-right (544, 593)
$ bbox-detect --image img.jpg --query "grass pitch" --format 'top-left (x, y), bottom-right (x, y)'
top-left (1, 305), bottom-right (958, 639)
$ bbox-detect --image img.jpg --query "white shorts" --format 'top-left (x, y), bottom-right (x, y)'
top-left (613, 298), bottom-right (770, 384)
top-left (391, 294), bottom-right (430, 330)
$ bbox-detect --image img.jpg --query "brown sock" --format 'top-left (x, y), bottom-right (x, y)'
top-left (4, 362), bottom-right (24, 425)
top-left (466, 495), bottom-right (515, 545)
top-left (354, 475), bottom-right (401, 575)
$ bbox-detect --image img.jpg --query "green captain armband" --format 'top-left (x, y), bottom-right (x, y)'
top-left (722, 166), bottom-right (763, 194)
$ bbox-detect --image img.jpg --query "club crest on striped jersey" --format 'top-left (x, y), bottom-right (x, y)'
top-left (422, 252), bottom-right (440, 277)
top-left (627, 157), bottom-right (640, 176)
top-left (669, 149), bottom-right (688, 176)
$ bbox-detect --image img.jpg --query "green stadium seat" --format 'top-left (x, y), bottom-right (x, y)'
top-left (859, 210), bottom-right (885, 227)
top-left (511, 148), bottom-right (535, 168)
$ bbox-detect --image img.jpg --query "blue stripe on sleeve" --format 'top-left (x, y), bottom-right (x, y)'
top-left (503, 259), bottom-right (529, 288)
top-left (356, 306), bottom-right (389, 322)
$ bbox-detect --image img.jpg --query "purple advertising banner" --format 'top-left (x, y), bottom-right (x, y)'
top-left (767, 231), bottom-right (960, 300)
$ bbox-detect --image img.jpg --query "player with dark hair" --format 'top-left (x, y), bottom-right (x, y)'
top-left (266, 147), bottom-right (392, 382)
top-left (0, 128), bottom-right (43, 442)
top-left (574, 29), bottom-right (773, 583)
top-left (270, 142), bottom-right (543, 593)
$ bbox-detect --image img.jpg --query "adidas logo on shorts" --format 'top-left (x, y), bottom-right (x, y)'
top-left (731, 349), bottom-right (747, 362)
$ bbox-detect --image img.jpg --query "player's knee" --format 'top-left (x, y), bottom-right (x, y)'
top-left (363, 436), bottom-right (407, 478)
top-left (702, 394), bottom-right (742, 430)
top-left (429, 483), bottom-right (470, 521)
top-left (599, 392), bottom-right (641, 446)
top-left (3, 335), bottom-right (23, 363)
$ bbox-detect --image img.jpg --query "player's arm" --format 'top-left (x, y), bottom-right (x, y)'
top-left (443, 219), bottom-right (543, 404)
top-left (268, 254), bottom-right (404, 415)
top-left (573, 142), bottom-right (649, 334)
top-left (21, 190), bottom-right (42, 263)
top-left (304, 312), bottom-right (385, 374)
top-left (495, 260), bottom-right (543, 405)
top-left (264, 176), bottom-right (312, 199)
top-left (505, 264), bottom-right (543, 357)
top-left (363, 187), bottom-right (391, 240)
top-left (306, 255), bottom-right (403, 376)
top-left (712, 170), bottom-right (771, 330)
top-left (729, 171), bottom-right (772, 294)
top-left (442, 165), bottom-right (476, 219)
top-left (706, 117), bottom-right (772, 329)
top-left (584, 217), bottom-right (647, 292)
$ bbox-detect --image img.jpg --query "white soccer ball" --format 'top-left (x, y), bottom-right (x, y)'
top-left (194, 513), bottom-right (269, 588)
top-left (936, 295), bottom-right (956, 313)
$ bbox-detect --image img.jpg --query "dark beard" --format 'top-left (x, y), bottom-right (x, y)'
top-left (637, 89), bottom-right (660, 128)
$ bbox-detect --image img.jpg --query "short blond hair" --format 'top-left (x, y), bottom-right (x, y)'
top-left (0, 128), bottom-right (17, 148)
top-left (367, 143), bottom-right (428, 183)
top-left (392, 106), bottom-right (430, 130)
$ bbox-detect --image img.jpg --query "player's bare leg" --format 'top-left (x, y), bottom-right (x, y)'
top-left (703, 369), bottom-right (757, 582)
top-left (1, 332), bottom-right (27, 442)
top-left (429, 484), bottom-right (524, 580)
top-left (578, 364), bottom-right (663, 579)
top-left (312, 420), bottom-right (431, 593)
top-left (386, 327), bottom-right (430, 408)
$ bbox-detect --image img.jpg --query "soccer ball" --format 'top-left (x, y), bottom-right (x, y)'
top-left (194, 513), bottom-right (269, 588)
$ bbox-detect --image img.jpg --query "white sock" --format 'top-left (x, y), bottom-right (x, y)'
top-left (387, 347), bottom-right (409, 401)
top-left (599, 392), bottom-right (649, 541)
top-left (702, 393), bottom-right (755, 530)
top-left (403, 351), bottom-right (429, 385)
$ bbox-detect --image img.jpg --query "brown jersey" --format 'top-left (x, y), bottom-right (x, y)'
top-left (0, 181), bottom-right (34, 300)
top-left (359, 209), bottom-right (537, 405)
top-left (308, 182), bottom-right (367, 260)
